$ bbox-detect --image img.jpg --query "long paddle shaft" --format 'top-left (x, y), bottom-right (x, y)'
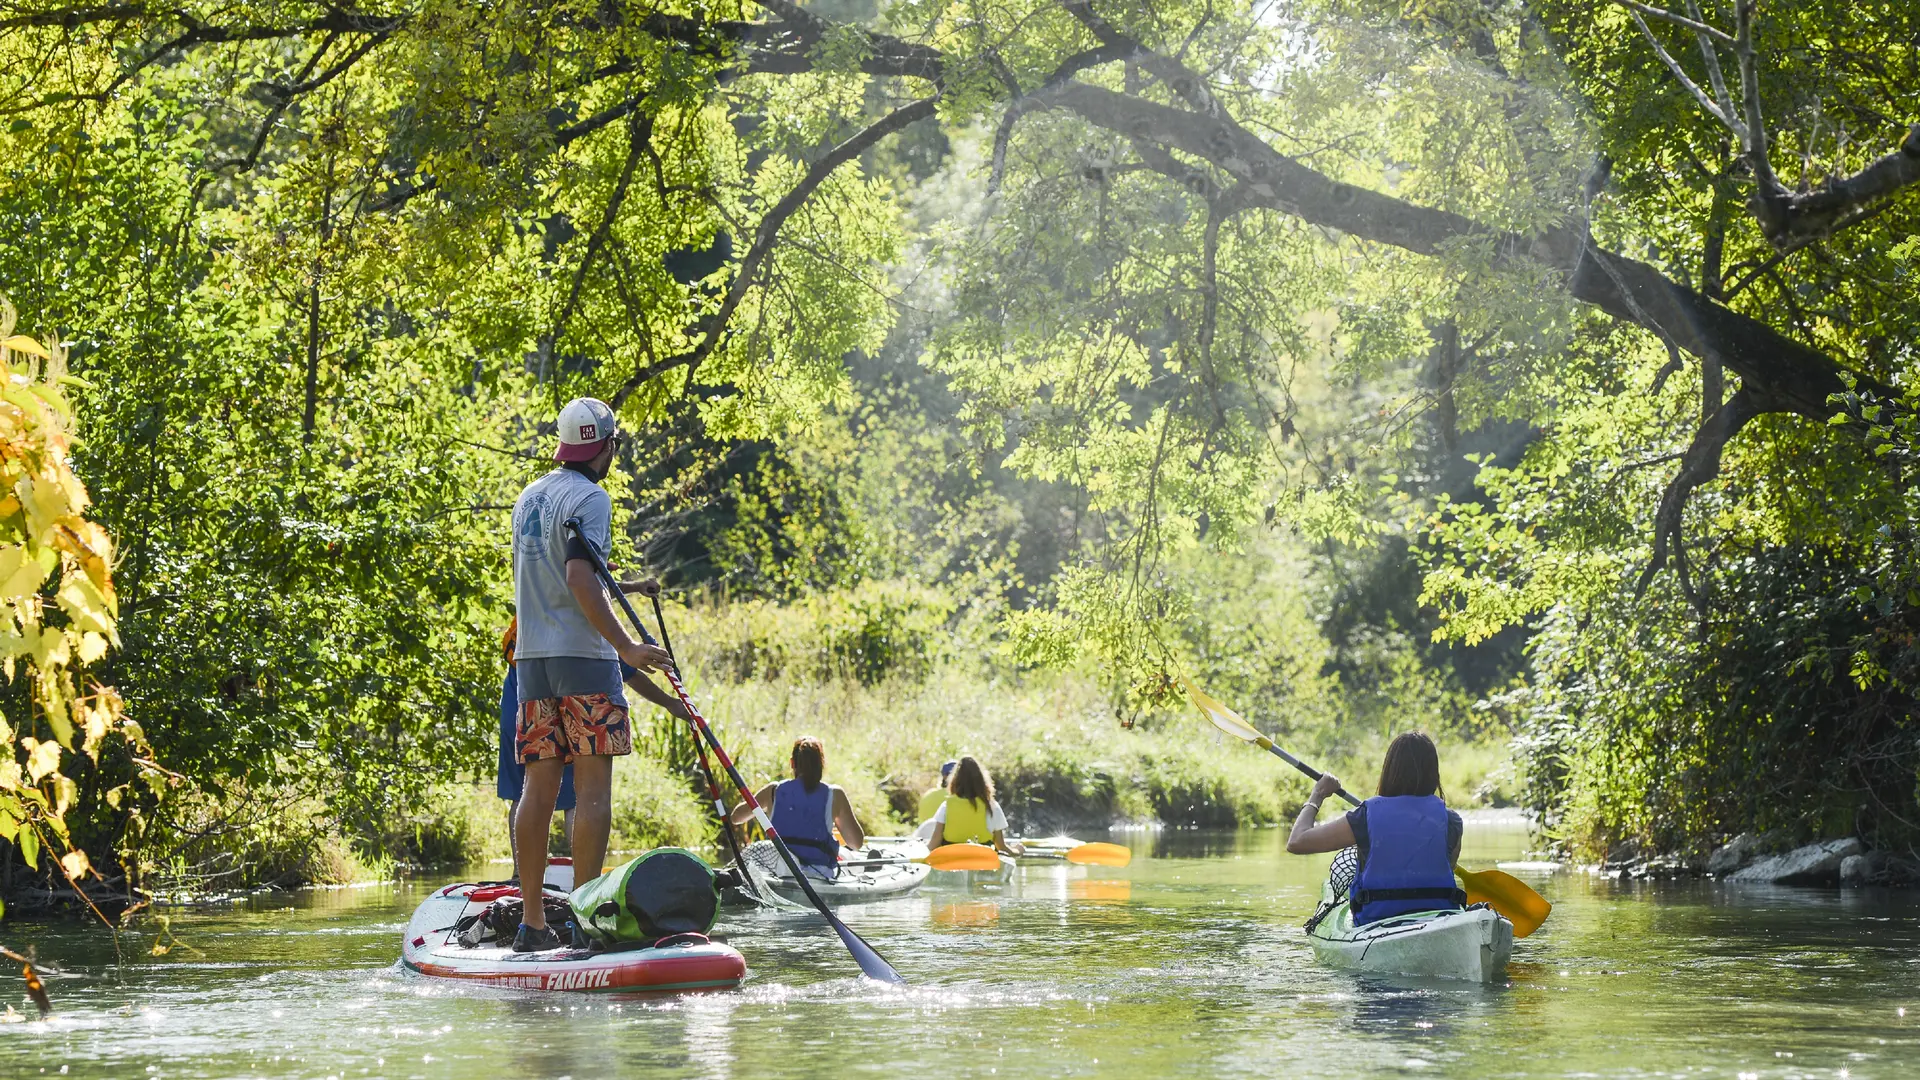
top-left (645, 597), bottom-right (766, 905)
top-left (561, 520), bottom-right (905, 983)
top-left (1258, 739), bottom-right (1361, 809)
top-left (687, 707), bottom-right (757, 898)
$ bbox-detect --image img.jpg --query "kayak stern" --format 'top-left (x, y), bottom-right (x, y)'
top-left (1307, 892), bottom-right (1514, 984)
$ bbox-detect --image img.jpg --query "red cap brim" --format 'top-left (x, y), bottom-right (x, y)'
top-left (553, 439), bottom-right (609, 462)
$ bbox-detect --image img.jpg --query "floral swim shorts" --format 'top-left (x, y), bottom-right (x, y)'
top-left (517, 693), bottom-right (632, 763)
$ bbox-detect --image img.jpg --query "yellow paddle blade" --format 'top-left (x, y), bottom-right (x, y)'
top-left (1456, 864), bottom-right (1552, 938)
top-left (924, 844), bottom-right (1003, 872)
top-left (1180, 676), bottom-right (1263, 743)
top-left (1064, 842), bottom-right (1132, 867)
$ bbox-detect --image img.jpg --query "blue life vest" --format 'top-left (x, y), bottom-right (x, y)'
top-left (770, 779), bottom-right (838, 867)
top-left (1350, 795), bottom-right (1465, 925)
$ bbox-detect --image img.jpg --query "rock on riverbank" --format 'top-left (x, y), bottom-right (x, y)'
top-left (1596, 833), bottom-right (1920, 886)
top-left (1710, 834), bottom-right (1918, 886)
top-left (1725, 838), bottom-right (1863, 884)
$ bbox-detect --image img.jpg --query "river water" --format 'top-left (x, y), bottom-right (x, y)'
top-left (5, 817), bottom-right (1917, 1079)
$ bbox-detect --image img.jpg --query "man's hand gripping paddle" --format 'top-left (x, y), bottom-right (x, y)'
top-left (1180, 677), bottom-right (1551, 938)
top-left (563, 519), bottom-right (906, 983)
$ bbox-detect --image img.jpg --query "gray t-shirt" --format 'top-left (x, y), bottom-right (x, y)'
top-left (512, 467), bottom-right (616, 661)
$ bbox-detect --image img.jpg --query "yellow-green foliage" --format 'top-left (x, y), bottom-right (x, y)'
top-left (0, 297), bottom-right (158, 910)
top-left (608, 753), bottom-right (717, 854)
top-left (142, 783), bottom-right (392, 892)
top-left (693, 579), bottom-right (963, 686)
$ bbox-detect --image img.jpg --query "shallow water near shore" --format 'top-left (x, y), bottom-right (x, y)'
top-left (6, 815), bottom-right (1918, 1079)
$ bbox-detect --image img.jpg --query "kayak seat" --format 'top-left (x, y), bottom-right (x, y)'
top-left (1351, 886), bottom-right (1467, 910)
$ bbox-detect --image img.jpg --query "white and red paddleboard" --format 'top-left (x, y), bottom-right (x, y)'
top-left (400, 860), bottom-right (746, 993)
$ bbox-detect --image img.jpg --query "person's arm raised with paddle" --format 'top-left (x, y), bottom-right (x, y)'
top-left (1183, 676), bottom-right (1549, 938)
top-left (1285, 771), bottom-right (1357, 855)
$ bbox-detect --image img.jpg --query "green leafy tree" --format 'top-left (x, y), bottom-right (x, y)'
top-left (1, 0), bottom-right (1914, 866)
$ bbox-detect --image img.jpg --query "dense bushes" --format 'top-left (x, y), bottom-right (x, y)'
top-left (1502, 545), bottom-right (1920, 860)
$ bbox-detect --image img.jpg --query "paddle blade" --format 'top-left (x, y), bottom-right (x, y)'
top-left (1456, 865), bottom-right (1552, 938)
top-left (824, 910), bottom-right (905, 983)
top-left (1064, 842), bottom-right (1132, 867)
top-left (925, 845), bottom-right (1003, 872)
top-left (1180, 676), bottom-right (1263, 743)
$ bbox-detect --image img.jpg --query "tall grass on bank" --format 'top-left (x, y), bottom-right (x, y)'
top-left (679, 669), bottom-right (1508, 833)
top-left (655, 585), bottom-right (1513, 835)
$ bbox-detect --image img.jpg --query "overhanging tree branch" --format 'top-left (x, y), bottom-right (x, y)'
top-left (1058, 0), bottom-right (1219, 115)
top-left (544, 113), bottom-right (650, 373)
top-left (1040, 80), bottom-right (1887, 423)
top-left (1621, 5), bottom-right (1740, 134)
top-left (990, 43), bottom-right (1135, 194)
top-left (607, 92), bottom-right (943, 409)
top-left (362, 89), bottom-right (652, 215)
top-left (213, 29), bottom-right (400, 175)
top-left (1637, 385), bottom-right (1767, 603)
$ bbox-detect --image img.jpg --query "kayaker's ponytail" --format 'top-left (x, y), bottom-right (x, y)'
top-left (1378, 731), bottom-right (1443, 799)
top-left (791, 736), bottom-right (826, 792)
top-left (948, 755), bottom-right (994, 807)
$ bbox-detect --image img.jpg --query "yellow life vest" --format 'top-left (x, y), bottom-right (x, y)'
top-left (942, 796), bottom-right (993, 845)
top-left (918, 786), bottom-right (947, 823)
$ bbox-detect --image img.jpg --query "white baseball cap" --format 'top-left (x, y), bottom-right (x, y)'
top-left (553, 397), bottom-right (619, 461)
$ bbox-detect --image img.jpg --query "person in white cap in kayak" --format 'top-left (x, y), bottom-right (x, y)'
top-left (508, 397), bottom-right (684, 952)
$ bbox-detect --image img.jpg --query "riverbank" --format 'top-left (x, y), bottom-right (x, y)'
top-left (1589, 831), bottom-right (1920, 887)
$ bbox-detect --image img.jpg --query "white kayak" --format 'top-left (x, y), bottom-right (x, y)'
top-left (739, 840), bottom-right (930, 904)
top-left (1306, 886), bottom-right (1513, 983)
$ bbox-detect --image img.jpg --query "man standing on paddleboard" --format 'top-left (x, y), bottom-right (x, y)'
top-left (509, 397), bottom-right (681, 952)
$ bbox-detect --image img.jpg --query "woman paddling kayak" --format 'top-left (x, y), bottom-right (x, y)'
top-left (929, 756), bottom-right (1024, 857)
top-left (730, 736), bottom-right (869, 876)
top-left (1284, 732), bottom-right (1465, 925)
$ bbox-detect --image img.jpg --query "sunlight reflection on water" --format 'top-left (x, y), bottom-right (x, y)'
top-left (4, 821), bottom-right (1917, 1079)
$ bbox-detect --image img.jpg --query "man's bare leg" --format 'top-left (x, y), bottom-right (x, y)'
top-left (511, 803), bottom-right (571, 866)
top-left (570, 755), bottom-right (613, 884)
top-left (514, 760), bottom-right (565, 929)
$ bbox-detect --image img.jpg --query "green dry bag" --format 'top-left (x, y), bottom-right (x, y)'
top-left (568, 847), bottom-right (719, 947)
